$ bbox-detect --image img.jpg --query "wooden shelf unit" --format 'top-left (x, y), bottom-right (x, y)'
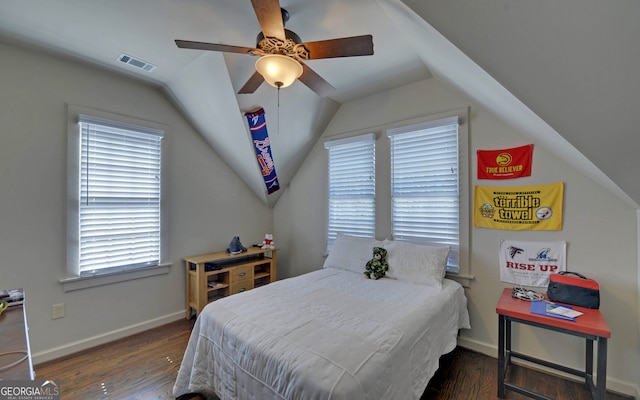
top-left (184, 247), bottom-right (277, 318)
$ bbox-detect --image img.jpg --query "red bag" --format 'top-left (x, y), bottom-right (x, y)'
top-left (547, 271), bottom-right (600, 309)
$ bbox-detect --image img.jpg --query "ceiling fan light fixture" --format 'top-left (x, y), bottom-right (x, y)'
top-left (255, 54), bottom-right (302, 89)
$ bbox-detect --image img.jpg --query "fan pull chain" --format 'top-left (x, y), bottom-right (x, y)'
top-left (277, 85), bottom-right (281, 135)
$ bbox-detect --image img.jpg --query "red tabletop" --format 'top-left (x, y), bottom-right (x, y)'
top-left (496, 288), bottom-right (611, 338)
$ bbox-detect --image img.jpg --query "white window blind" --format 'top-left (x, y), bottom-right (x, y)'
top-left (78, 115), bottom-right (163, 274)
top-left (388, 117), bottom-right (460, 271)
top-left (324, 133), bottom-right (376, 252)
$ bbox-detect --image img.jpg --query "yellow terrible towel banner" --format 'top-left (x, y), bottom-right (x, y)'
top-left (474, 182), bottom-right (564, 230)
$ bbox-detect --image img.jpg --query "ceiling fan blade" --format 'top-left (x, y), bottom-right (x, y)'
top-left (238, 71), bottom-right (265, 94)
top-left (175, 40), bottom-right (258, 55)
top-left (250, 0), bottom-right (286, 41)
top-left (298, 63), bottom-right (335, 98)
top-left (302, 35), bottom-right (374, 59)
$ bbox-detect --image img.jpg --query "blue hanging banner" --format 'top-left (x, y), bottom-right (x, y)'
top-left (245, 108), bottom-right (280, 194)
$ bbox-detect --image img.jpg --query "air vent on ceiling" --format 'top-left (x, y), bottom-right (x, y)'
top-left (117, 53), bottom-right (157, 72)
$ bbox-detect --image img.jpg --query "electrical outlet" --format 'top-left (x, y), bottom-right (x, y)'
top-left (52, 303), bottom-right (65, 319)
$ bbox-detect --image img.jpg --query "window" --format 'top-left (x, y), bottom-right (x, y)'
top-left (324, 133), bottom-right (376, 252)
top-left (323, 109), bottom-right (470, 281)
top-left (388, 116), bottom-right (461, 272)
top-left (75, 114), bottom-right (163, 276)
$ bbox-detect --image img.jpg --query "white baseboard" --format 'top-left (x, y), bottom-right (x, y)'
top-left (457, 336), bottom-right (496, 357)
top-left (456, 337), bottom-right (639, 399)
top-left (32, 310), bottom-right (186, 365)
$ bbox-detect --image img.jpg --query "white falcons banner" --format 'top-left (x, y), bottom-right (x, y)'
top-left (499, 239), bottom-right (566, 287)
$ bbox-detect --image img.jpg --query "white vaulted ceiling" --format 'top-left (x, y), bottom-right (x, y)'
top-left (1, 0), bottom-right (638, 208)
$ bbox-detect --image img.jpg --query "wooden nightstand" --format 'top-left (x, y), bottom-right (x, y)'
top-left (183, 248), bottom-right (277, 319)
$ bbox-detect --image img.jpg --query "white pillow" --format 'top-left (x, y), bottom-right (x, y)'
top-left (323, 233), bottom-right (384, 274)
top-left (383, 240), bottom-right (450, 288)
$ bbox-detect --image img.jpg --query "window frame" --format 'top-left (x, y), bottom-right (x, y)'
top-left (63, 105), bottom-right (169, 292)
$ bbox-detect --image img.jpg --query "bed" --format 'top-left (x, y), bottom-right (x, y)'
top-left (174, 234), bottom-right (470, 400)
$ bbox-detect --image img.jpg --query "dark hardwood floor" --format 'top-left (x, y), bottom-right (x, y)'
top-left (35, 319), bottom-right (632, 400)
top-left (35, 318), bottom-right (195, 399)
top-left (420, 345), bottom-right (632, 400)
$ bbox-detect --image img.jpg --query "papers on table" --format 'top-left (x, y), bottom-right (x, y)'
top-left (530, 301), bottom-right (583, 321)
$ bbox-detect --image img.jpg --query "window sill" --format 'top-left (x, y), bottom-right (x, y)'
top-left (60, 263), bottom-right (171, 292)
top-left (446, 272), bottom-right (475, 288)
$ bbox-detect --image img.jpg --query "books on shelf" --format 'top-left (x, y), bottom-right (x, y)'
top-left (208, 282), bottom-right (226, 289)
top-left (530, 300), bottom-right (583, 321)
top-left (0, 289), bottom-right (24, 306)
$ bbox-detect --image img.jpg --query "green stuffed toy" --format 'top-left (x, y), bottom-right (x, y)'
top-left (364, 247), bottom-right (389, 280)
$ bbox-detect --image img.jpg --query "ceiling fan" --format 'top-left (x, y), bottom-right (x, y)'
top-left (175, 0), bottom-right (374, 97)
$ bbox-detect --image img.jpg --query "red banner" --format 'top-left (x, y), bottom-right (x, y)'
top-left (477, 144), bottom-right (533, 179)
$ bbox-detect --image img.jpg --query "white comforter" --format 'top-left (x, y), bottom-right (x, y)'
top-left (174, 268), bottom-right (470, 400)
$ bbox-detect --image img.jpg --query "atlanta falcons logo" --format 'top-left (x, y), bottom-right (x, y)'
top-left (508, 246), bottom-right (524, 258)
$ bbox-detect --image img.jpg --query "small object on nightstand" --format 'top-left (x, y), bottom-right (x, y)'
top-left (261, 233), bottom-right (275, 249)
top-left (530, 300), bottom-right (582, 321)
top-left (226, 236), bottom-right (248, 254)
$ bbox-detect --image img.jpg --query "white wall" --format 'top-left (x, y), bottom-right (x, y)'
top-left (274, 78), bottom-right (640, 396)
top-left (0, 42), bottom-right (272, 362)
top-left (2, 38), bottom-right (637, 397)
